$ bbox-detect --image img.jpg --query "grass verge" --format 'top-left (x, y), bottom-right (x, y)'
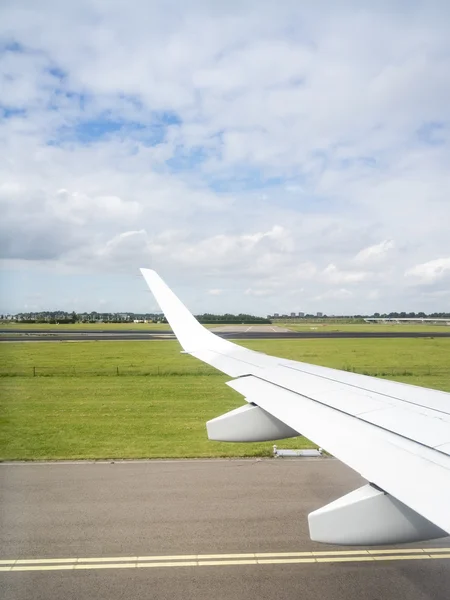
top-left (1, 338), bottom-right (449, 460)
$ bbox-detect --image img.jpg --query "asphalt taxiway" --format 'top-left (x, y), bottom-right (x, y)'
top-left (1, 459), bottom-right (449, 600)
top-left (2, 328), bottom-right (450, 342)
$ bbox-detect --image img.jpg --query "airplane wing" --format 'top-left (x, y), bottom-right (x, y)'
top-left (140, 268), bottom-right (450, 545)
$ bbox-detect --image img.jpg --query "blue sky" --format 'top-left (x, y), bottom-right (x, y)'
top-left (1, 1), bottom-right (450, 315)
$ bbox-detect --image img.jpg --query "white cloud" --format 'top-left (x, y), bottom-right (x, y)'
top-left (323, 264), bottom-right (369, 284)
top-left (208, 288), bottom-right (223, 296)
top-left (354, 240), bottom-right (395, 264)
top-left (173, 226), bottom-right (294, 272)
top-left (405, 257), bottom-right (450, 284)
top-left (314, 288), bottom-right (353, 301)
top-left (244, 288), bottom-right (272, 297)
top-left (0, 1), bottom-right (449, 313)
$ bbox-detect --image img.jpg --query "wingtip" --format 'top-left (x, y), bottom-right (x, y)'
top-left (139, 266), bottom-right (236, 354)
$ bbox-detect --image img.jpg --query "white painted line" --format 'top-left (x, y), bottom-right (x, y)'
top-left (0, 460), bottom-right (328, 468)
top-left (0, 457), bottom-right (330, 466)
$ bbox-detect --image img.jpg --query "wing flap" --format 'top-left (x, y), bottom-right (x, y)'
top-left (283, 360), bottom-right (450, 415)
top-left (239, 364), bottom-right (450, 456)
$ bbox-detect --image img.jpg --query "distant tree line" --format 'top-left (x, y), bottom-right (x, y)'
top-left (367, 312), bottom-right (450, 318)
top-left (3, 311), bottom-right (162, 324)
top-left (194, 313), bottom-right (271, 324)
top-left (274, 311), bottom-right (450, 320)
top-left (3, 310), bottom-right (270, 324)
top-left (2, 310), bottom-right (449, 323)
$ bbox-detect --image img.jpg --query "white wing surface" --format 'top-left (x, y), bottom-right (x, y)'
top-left (140, 269), bottom-right (450, 545)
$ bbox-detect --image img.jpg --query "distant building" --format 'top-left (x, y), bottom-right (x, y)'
top-left (317, 311), bottom-right (323, 317)
top-left (298, 312), bottom-right (304, 317)
top-left (274, 313), bottom-right (279, 318)
top-left (290, 312), bottom-right (296, 317)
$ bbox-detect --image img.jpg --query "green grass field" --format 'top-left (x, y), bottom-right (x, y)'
top-left (2, 320), bottom-right (450, 333)
top-left (1, 338), bottom-right (449, 460)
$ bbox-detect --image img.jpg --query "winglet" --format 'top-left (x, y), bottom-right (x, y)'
top-left (140, 268), bottom-right (231, 353)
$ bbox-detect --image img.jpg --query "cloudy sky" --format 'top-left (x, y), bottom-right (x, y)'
top-left (1, 1), bottom-right (449, 316)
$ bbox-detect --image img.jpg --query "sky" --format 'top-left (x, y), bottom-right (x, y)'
top-left (1, 0), bottom-right (449, 316)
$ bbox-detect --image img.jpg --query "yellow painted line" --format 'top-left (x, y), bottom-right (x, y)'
top-left (197, 553), bottom-right (256, 559)
top-left (0, 551), bottom-right (346, 565)
top-left (137, 561), bottom-right (197, 569)
top-left (198, 560), bottom-right (257, 567)
top-left (368, 548), bottom-right (426, 555)
top-left (15, 558), bottom-right (81, 564)
top-left (2, 550), bottom-right (450, 573)
top-left (257, 558), bottom-right (316, 564)
top-left (373, 555), bottom-right (431, 562)
top-left (255, 552), bottom-right (312, 558)
top-left (0, 548), bottom-right (442, 566)
top-left (74, 563), bottom-right (137, 570)
top-left (312, 550), bottom-right (370, 556)
top-left (316, 556), bottom-right (375, 563)
top-left (77, 556), bottom-right (139, 563)
top-left (138, 555), bottom-right (197, 561)
top-left (3, 554), bottom-right (449, 573)
top-left (11, 565), bottom-right (77, 572)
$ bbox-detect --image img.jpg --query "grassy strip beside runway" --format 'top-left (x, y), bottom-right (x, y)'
top-left (1, 338), bottom-right (449, 460)
top-left (2, 321), bottom-right (450, 333)
top-left (2, 337), bottom-right (450, 377)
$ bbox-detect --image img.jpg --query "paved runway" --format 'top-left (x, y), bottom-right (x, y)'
top-left (1, 459), bottom-right (449, 600)
top-left (2, 329), bottom-right (450, 341)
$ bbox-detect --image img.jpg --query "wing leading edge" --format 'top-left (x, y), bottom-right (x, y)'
top-left (140, 268), bottom-right (450, 545)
